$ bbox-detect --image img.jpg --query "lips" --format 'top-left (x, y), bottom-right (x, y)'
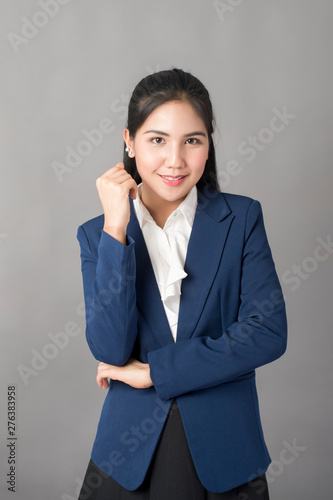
top-left (159, 174), bottom-right (188, 187)
top-left (159, 175), bottom-right (187, 180)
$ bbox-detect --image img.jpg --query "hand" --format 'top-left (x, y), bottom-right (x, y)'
top-left (96, 163), bottom-right (138, 243)
top-left (96, 358), bottom-right (153, 390)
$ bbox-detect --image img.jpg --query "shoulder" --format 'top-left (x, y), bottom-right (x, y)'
top-left (198, 187), bottom-right (261, 222)
top-left (76, 213), bottom-right (104, 249)
top-left (78, 213), bottom-right (104, 232)
top-left (221, 191), bottom-right (258, 211)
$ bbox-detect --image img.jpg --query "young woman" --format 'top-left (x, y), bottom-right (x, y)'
top-left (76, 68), bottom-right (287, 500)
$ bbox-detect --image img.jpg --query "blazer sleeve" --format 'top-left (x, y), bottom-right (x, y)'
top-left (76, 226), bottom-right (138, 366)
top-left (147, 200), bottom-right (287, 400)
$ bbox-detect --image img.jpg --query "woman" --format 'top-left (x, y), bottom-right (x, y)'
top-left (77, 68), bottom-right (287, 499)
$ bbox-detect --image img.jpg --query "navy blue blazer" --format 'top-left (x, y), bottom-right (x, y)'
top-left (76, 186), bottom-right (287, 493)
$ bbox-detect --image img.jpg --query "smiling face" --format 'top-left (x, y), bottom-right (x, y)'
top-left (123, 100), bottom-right (210, 220)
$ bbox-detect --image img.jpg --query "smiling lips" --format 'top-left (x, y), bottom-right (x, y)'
top-left (160, 175), bottom-right (186, 180)
top-left (159, 174), bottom-right (188, 186)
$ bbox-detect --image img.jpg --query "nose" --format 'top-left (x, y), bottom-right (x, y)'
top-left (165, 143), bottom-right (185, 169)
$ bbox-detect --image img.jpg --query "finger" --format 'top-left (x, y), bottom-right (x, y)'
top-left (102, 377), bottom-right (109, 389)
top-left (106, 169), bottom-right (130, 180)
top-left (96, 374), bottom-right (109, 388)
top-left (96, 170), bottom-right (132, 189)
top-left (99, 176), bottom-right (137, 196)
top-left (100, 163), bottom-right (125, 177)
top-left (96, 164), bottom-right (125, 184)
top-left (101, 378), bottom-right (109, 389)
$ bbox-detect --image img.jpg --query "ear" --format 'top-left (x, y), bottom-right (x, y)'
top-left (123, 128), bottom-right (134, 152)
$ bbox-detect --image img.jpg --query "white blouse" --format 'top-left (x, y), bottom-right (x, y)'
top-left (133, 183), bottom-right (198, 342)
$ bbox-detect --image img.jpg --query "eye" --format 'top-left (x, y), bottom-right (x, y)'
top-left (185, 138), bottom-right (201, 145)
top-left (150, 137), bottom-right (165, 144)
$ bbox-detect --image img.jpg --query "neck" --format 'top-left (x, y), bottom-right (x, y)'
top-left (140, 186), bottom-right (186, 229)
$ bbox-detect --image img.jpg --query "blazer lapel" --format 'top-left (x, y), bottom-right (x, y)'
top-left (127, 198), bottom-right (175, 348)
top-left (176, 188), bottom-right (234, 342)
top-left (127, 188), bottom-right (234, 347)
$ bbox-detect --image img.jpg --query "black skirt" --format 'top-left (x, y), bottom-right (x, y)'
top-left (78, 400), bottom-right (270, 500)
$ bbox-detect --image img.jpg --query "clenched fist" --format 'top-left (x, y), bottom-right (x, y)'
top-left (96, 163), bottom-right (138, 245)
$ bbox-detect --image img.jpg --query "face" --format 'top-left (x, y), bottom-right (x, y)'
top-left (124, 100), bottom-right (209, 214)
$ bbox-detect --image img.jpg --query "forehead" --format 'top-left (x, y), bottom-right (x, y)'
top-left (141, 100), bottom-right (206, 130)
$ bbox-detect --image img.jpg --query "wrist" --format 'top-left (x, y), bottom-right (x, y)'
top-left (103, 225), bottom-right (127, 245)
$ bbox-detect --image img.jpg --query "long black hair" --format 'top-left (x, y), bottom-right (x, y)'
top-left (123, 68), bottom-right (220, 192)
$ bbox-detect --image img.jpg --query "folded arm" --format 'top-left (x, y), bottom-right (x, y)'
top-left (77, 226), bottom-right (138, 366)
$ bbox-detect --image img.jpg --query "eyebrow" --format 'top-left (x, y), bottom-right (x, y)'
top-left (143, 129), bottom-right (207, 137)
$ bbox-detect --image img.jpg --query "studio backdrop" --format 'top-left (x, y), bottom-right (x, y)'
top-left (0, 1), bottom-right (332, 499)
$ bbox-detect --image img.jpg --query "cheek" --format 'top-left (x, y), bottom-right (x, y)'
top-left (135, 146), bottom-right (156, 168)
top-left (135, 148), bottom-right (161, 177)
top-left (191, 150), bottom-right (209, 172)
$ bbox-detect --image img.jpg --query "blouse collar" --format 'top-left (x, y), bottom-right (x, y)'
top-left (133, 182), bottom-right (198, 230)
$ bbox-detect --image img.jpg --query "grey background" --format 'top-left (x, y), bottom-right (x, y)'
top-left (0, 1), bottom-right (332, 499)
